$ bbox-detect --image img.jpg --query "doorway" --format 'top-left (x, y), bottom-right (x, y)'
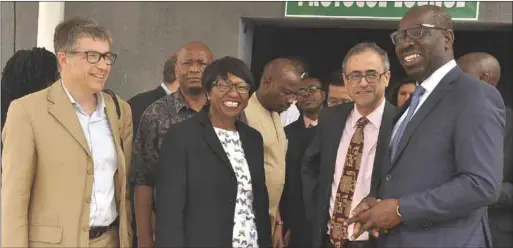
top-left (250, 23), bottom-right (512, 108)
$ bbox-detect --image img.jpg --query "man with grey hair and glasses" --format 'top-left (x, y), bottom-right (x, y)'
top-left (2, 17), bottom-right (133, 247)
top-left (302, 42), bottom-right (396, 248)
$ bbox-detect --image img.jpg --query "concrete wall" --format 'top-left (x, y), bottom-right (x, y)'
top-left (1, 1), bottom-right (511, 99)
top-left (1, 2), bottom-right (38, 71)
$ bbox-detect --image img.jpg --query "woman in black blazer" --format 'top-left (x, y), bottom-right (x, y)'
top-left (155, 57), bottom-right (271, 248)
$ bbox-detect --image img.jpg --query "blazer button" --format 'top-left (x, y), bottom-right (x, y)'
top-left (385, 175), bottom-right (392, 181)
top-left (85, 195), bottom-right (91, 203)
top-left (83, 226), bottom-right (89, 232)
top-left (87, 168), bottom-right (93, 175)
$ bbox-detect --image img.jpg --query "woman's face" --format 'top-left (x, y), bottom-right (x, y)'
top-left (397, 83), bottom-right (416, 107)
top-left (208, 73), bottom-right (251, 119)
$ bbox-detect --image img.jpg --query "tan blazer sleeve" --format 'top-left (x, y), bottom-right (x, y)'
top-left (1, 100), bottom-right (36, 247)
top-left (120, 100), bottom-right (133, 170)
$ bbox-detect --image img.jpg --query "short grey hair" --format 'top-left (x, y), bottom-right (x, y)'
top-left (342, 42), bottom-right (390, 74)
top-left (53, 17), bottom-right (112, 53)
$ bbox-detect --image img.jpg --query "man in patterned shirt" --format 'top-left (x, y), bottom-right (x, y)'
top-left (130, 41), bottom-right (213, 248)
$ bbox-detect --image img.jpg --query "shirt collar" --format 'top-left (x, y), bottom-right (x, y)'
top-left (172, 89), bottom-right (194, 113)
top-left (303, 116), bottom-right (318, 127)
top-left (61, 80), bottom-right (105, 115)
top-left (160, 82), bottom-right (172, 95)
top-left (351, 98), bottom-right (385, 129)
top-left (419, 59), bottom-right (457, 94)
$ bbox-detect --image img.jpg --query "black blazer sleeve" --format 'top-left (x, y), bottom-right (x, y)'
top-left (301, 119), bottom-right (322, 222)
top-left (155, 124), bottom-right (187, 248)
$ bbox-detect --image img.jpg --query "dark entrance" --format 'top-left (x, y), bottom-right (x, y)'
top-left (251, 23), bottom-right (512, 107)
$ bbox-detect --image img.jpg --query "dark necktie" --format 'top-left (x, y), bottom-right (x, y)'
top-left (329, 116), bottom-right (369, 248)
top-left (389, 86), bottom-right (426, 161)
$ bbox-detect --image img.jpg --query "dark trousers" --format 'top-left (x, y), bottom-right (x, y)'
top-left (323, 235), bottom-right (376, 248)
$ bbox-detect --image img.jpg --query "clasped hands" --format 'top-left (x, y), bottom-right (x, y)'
top-left (344, 197), bottom-right (401, 240)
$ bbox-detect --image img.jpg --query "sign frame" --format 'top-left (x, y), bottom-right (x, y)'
top-left (284, 1), bottom-right (480, 21)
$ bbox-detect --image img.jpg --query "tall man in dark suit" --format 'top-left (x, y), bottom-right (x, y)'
top-left (346, 6), bottom-right (506, 248)
top-left (458, 52), bottom-right (513, 248)
top-left (281, 77), bottom-right (325, 247)
top-left (302, 42), bottom-right (396, 248)
top-left (128, 54), bottom-right (178, 135)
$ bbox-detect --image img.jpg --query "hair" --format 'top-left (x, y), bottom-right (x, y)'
top-left (391, 77), bottom-right (417, 106)
top-left (342, 42), bottom-right (390, 74)
top-left (1, 47), bottom-right (60, 129)
top-left (328, 69), bottom-right (345, 86)
top-left (163, 54), bottom-right (177, 83)
top-left (53, 17), bottom-right (112, 53)
top-left (201, 56), bottom-right (256, 95)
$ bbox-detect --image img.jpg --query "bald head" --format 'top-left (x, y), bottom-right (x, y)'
top-left (261, 58), bottom-right (303, 84)
top-left (177, 41), bottom-right (213, 61)
top-left (175, 41), bottom-right (214, 96)
top-left (404, 5), bottom-right (453, 30)
top-left (458, 52), bottom-right (501, 87)
top-left (257, 58), bottom-right (303, 113)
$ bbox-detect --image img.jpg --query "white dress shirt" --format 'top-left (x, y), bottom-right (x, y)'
top-left (392, 60), bottom-right (457, 139)
top-left (62, 82), bottom-right (118, 227)
top-left (280, 102), bottom-right (300, 127)
top-left (160, 82), bottom-right (172, 95)
top-left (328, 99), bottom-right (386, 241)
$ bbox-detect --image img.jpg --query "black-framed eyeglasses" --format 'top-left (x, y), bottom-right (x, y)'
top-left (328, 98), bottom-right (353, 106)
top-left (296, 85), bottom-right (322, 96)
top-left (68, 50), bottom-right (118, 65)
top-left (390, 24), bottom-right (449, 45)
top-left (344, 71), bottom-right (388, 84)
top-left (212, 80), bottom-right (251, 94)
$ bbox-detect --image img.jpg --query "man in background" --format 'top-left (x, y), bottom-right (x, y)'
top-left (245, 57), bottom-right (303, 248)
top-left (128, 54), bottom-right (178, 135)
top-left (327, 70), bottom-right (353, 107)
top-left (458, 52), bottom-right (512, 248)
top-left (281, 77), bottom-right (325, 247)
top-left (131, 42), bottom-right (213, 248)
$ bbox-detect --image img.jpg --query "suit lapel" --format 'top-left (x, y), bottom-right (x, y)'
top-left (199, 112), bottom-right (234, 173)
top-left (371, 102), bottom-right (396, 193)
top-left (238, 124), bottom-right (259, 184)
top-left (390, 67), bottom-right (461, 168)
top-left (47, 81), bottom-right (92, 159)
top-left (322, 104), bottom-right (353, 198)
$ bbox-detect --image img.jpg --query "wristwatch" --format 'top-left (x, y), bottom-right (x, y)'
top-left (396, 205), bottom-right (402, 217)
top-left (275, 221), bottom-right (284, 226)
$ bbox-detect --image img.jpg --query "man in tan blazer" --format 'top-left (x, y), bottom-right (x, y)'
top-left (245, 58), bottom-right (303, 248)
top-left (2, 17), bottom-right (132, 247)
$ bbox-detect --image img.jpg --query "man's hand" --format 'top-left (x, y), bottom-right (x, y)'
top-left (351, 196), bottom-right (381, 239)
top-left (346, 198), bottom-right (401, 240)
top-left (272, 224), bottom-right (285, 248)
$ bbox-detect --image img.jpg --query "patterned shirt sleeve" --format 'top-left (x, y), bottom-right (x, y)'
top-left (130, 102), bottom-right (162, 187)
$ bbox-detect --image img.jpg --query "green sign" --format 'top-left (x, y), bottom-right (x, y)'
top-left (285, 1), bottom-right (479, 20)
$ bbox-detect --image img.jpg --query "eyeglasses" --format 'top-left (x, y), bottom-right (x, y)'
top-left (328, 98), bottom-right (353, 106)
top-left (212, 80), bottom-right (251, 94)
top-left (344, 71), bottom-right (388, 84)
top-left (296, 85), bottom-right (322, 96)
top-left (68, 51), bottom-right (118, 65)
top-left (390, 24), bottom-right (449, 45)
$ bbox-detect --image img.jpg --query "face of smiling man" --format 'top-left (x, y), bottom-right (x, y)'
top-left (343, 48), bottom-right (390, 115)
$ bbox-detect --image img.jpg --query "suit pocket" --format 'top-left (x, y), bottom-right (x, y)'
top-left (29, 225), bottom-right (63, 244)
